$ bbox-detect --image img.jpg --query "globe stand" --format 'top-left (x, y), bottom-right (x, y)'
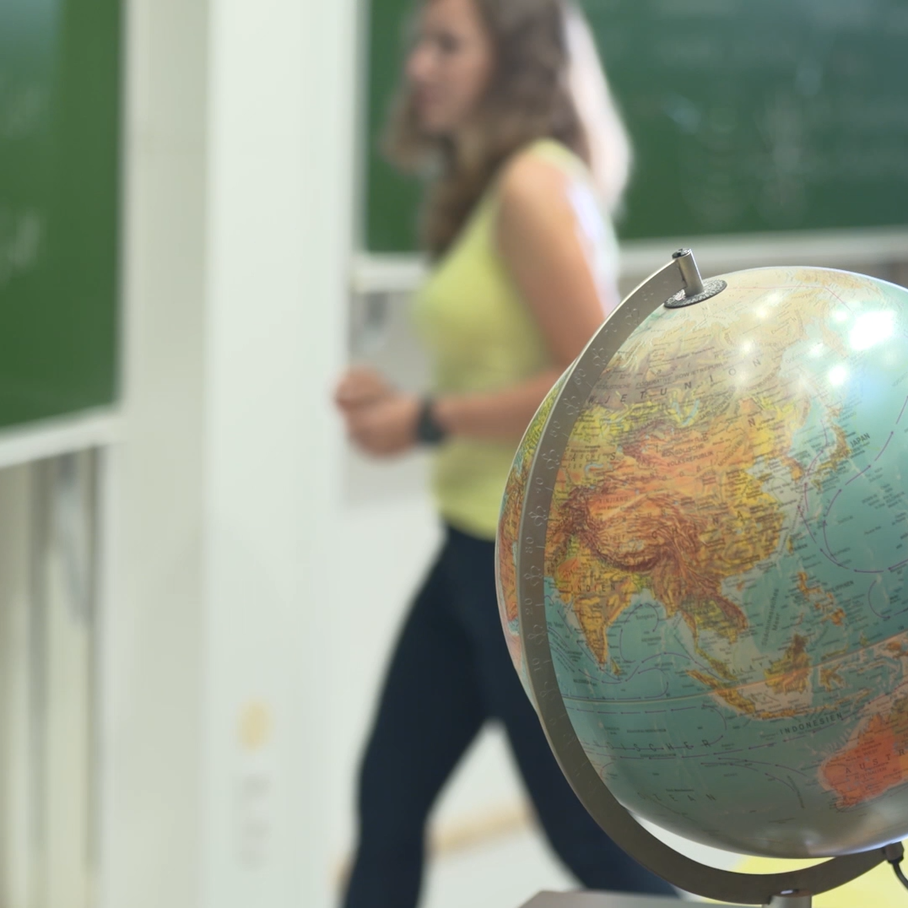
top-left (513, 250), bottom-right (904, 908)
top-left (518, 887), bottom-right (882, 907)
top-left (767, 894), bottom-right (811, 908)
top-left (517, 891), bottom-right (808, 907)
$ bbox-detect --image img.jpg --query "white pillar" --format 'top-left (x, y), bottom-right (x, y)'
top-left (201, 0), bottom-right (352, 903)
top-left (104, 0), bottom-right (353, 905)
top-left (100, 0), bottom-right (209, 903)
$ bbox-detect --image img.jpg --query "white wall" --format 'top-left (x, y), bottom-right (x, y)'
top-left (0, 465), bottom-right (35, 906)
top-left (0, 455), bottom-right (97, 908)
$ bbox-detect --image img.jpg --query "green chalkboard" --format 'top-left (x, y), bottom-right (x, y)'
top-left (0, 0), bottom-right (121, 431)
top-left (364, 0), bottom-right (908, 253)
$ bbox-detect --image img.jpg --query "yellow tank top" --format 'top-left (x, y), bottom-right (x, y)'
top-left (411, 139), bottom-right (618, 540)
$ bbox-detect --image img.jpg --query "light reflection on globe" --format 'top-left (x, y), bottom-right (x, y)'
top-left (496, 267), bottom-right (908, 860)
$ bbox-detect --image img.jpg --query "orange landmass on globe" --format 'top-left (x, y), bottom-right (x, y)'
top-left (789, 572), bottom-right (850, 627)
top-left (813, 422), bottom-right (851, 486)
top-left (688, 671), bottom-right (757, 714)
top-left (822, 697), bottom-right (908, 808)
top-left (497, 463), bottom-right (527, 625)
top-left (538, 295), bottom-right (834, 670)
top-left (798, 571), bottom-right (834, 611)
top-left (765, 633), bottom-right (812, 694)
top-left (821, 666), bottom-right (845, 691)
top-left (545, 389), bottom-right (795, 665)
top-left (496, 376), bottom-right (565, 631)
top-left (782, 456), bottom-right (805, 483)
top-left (535, 277), bottom-right (847, 675)
top-left (795, 570), bottom-right (845, 627)
top-left (686, 669), bottom-right (840, 721)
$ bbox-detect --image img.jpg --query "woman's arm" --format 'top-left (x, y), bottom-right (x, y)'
top-left (338, 152), bottom-right (618, 457)
top-left (431, 151), bottom-right (618, 442)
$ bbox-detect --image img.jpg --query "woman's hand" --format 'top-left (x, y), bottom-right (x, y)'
top-left (334, 366), bottom-right (396, 413)
top-left (334, 366), bottom-right (421, 457)
top-left (345, 392), bottom-right (421, 458)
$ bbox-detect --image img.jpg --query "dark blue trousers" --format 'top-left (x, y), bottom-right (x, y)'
top-left (342, 524), bottom-right (676, 907)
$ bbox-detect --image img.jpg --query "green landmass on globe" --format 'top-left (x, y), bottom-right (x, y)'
top-left (497, 266), bottom-right (908, 860)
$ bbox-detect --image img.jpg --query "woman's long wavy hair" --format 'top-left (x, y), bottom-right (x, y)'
top-left (384, 0), bottom-right (632, 256)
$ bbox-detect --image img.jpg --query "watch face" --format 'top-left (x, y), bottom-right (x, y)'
top-left (417, 399), bottom-right (446, 444)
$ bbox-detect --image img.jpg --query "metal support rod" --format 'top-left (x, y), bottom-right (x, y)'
top-left (672, 247), bottom-right (706, 297)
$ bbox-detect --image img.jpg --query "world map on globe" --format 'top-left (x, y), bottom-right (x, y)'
top-left (497, 368), bottom-right (569, 701)
top-left (496, 266), bottom-right (908, 860)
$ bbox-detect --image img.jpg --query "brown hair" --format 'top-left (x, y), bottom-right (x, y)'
top-left (384, 0), bottom-right (631, 255)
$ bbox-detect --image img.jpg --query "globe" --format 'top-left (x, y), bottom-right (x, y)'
top-left (496, 264), bottom-right (908, 866)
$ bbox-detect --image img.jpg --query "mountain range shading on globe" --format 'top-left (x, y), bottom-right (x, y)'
top-left (496, 266), bottom-right (908, 862)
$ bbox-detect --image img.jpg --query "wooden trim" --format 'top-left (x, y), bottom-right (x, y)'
top-left (334, 799), bottom-right (533, 886)
top-left (431, 800), bottom-right (532, 858)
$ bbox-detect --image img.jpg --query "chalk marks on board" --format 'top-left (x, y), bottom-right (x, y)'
top-left (0, 208), bottom-right (43, 290)
top-left (0, 79), bottom-right (49, 142)
top-left (0, 78), bottom-right (48, 289)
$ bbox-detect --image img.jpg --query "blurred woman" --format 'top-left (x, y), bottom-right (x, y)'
top-left (335, 0), bottom-right (676, 904)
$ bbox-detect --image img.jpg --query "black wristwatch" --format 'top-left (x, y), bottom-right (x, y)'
top-left (415, 397), bottom-right (448, 446)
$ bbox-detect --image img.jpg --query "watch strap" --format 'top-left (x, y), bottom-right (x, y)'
top-left (415, 397), bottom-right (447, 446)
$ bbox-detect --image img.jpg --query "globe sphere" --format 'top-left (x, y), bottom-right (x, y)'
top-left (496, 266), bottom-right (908, 860)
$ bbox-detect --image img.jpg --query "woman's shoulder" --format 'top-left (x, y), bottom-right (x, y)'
top-left (493, 138), bottom-right (618, 276)
top-left (522, 137), bottom-right (589, 175)
top-left (495, 139), bottom-right (594, 218)
top-left (526, 137), bottom-right (587, 171)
